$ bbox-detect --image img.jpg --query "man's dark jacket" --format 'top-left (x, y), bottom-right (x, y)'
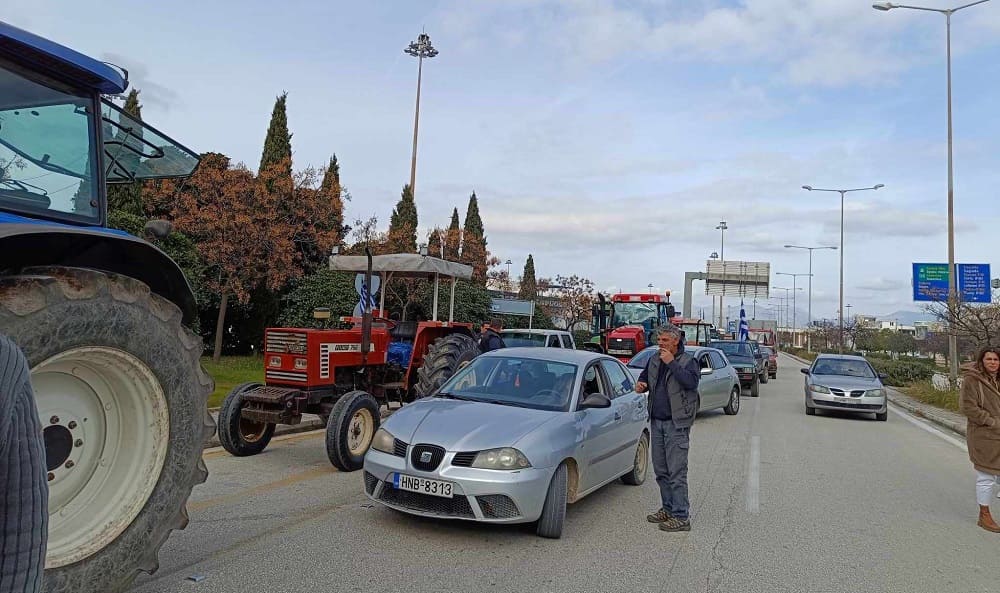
top-left (479, 329), bottom-right (506, 353)
top-left (638, 342), bottom-right (701, 428)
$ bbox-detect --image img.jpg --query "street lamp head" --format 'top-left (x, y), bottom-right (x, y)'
top-left (405, 32), bottom-right (439, 58)
top-left (802, 185), bottom-right (813, 191)
top-left (504, 259), bottom-right (512, 265)
top-left (872, 2), bottom-right (895, 11)
top-left (873, 183), bottom-right (885, 189)
top-left (710, 251), bottom-right (719, 259)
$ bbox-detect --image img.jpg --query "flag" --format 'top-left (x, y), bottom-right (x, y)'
top-left (738, 300), bottom-right (749, 342)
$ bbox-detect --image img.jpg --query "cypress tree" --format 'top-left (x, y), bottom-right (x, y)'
top-left (519, 255), bottom-right (538, 300)
top-left (387, 184), bottom-right (418, 253)
top-left (259, 92), bottom-right (292, 178)
top-left (444, 207), bottom-right (461, 260)
top-left (320, 154), bottom-right (346, 245)
top-left (460, 191), bottom-right (488, 279)
top-left (463, 191), bottom-right (485, 241)
top-left (427, 228), bottom-right (443, 258)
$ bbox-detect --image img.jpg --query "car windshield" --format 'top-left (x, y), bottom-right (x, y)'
top-left (760, 346), bottom-right (774, 356)
top-left (501, 332), bottom-right (547, 347)
top-left (436, 356), bottom-right (578, 412)
top-left (812, 359), bottom-right (876, 379)
top-left (710, 341), bottom-right (754, 359)
top-left (627, 347), bottom-right (656, 369)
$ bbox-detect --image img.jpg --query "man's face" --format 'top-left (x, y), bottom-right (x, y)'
top-left (657, 332), bottom-right (679, 354)
top-left (482, 323), bottom-right (491, 332)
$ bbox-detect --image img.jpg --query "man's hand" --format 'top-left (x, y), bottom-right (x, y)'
top-left (659, 349), bottom-right (675, 364)
top-left (635, 381), bottom-right (648, 393)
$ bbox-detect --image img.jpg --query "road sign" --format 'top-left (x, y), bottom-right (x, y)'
top-left (706, 260), bottom-right (770, 298)
top-left (912, 263), bottom-right (991, 303)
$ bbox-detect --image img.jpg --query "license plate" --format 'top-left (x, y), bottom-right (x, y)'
top-left (392, 473), bottom-right (454, 498)
top-left (608, 349), bottom-right (631, 355)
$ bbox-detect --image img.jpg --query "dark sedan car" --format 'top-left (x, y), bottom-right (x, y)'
top-left (709, 340), bottom-right (763, 397)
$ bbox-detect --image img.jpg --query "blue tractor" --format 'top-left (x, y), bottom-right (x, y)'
top-left (0, 21), bottom-right (213, 592)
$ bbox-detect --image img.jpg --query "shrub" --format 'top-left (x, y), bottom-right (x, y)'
top-left (869, 359), bottom-right (934, 386)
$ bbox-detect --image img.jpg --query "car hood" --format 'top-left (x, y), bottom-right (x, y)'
top-left (809, 375), bottom-right (882, 390)
top-left (382, 398), bottom-right (558, 451)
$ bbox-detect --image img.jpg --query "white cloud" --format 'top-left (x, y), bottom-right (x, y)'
top-left (856, 276), bottom-right (907, 292)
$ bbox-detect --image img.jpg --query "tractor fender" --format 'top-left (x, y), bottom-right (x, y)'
top-left (0, 222), bottom-right (197, 324)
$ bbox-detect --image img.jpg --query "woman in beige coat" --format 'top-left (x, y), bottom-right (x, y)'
top-left (959, 346), bottom-right (1000, 532)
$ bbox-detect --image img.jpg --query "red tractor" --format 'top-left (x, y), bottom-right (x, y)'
top-left (217, 251), bottom-right (481, 471)
top-left (586, 291), bottom-right (712, 362)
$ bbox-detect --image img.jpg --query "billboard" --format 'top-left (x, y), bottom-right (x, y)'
top-left (705, 260), bottom-right (770, 298)
top-left (912, 263), bottom-right (991, 303)
top-left (490, 298), bottom-right (535, 316)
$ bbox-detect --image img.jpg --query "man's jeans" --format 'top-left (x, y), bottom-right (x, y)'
top-left (650, 418), bottom-right (691, 520)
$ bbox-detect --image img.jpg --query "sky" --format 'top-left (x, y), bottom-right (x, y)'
top-left (8, 0), bottom-right (1000, 324)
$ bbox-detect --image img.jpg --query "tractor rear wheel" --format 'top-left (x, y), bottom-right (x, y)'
top-left (413, 333), bottom-right (480, 399)
top-left (218, 383), bottom-right (275, 456)
top-left (325, 390), bottom-right (380, 471)
top-left (0, 267), bottom-right (214, 593)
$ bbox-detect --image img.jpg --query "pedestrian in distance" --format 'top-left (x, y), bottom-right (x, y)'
top-left (634, 324), bottom-right (701, 532)
top-left (959, 345), bottom-right (1000, 533)
top-left (479, 318), bottom-right (506, 353)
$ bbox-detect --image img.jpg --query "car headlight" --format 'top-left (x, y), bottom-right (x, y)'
top-left (810, 384), bottom-right (831, 394)
top-left (865, 388), bottom-right (887, 398)
top-left (371, 428), bottom-right (396, 454)
top-left (471, 447), bottom-right (532, 470)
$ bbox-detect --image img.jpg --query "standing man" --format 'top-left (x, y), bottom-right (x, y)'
top-left (479, 318), bottom-right (506, 353)
top-left (634, 324), bottom-right (701, 532)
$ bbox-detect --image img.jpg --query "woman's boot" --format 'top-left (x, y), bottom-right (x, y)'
top-left (978, 505), bottom-right (1000, 532)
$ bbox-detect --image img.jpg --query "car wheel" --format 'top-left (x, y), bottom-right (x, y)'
top-left (536, 463), bottom-right (568, 539)
top-left (723, 386), bottom-right (740, 415)
top-left (750, 377), bottom-right (760, 397)
top-left (875, 411), bottom-right (888, 422)
top-left (621, 432), bottom-right (649, 485)
top-left (760, 372), bottom-right (768, 384)
top-left (805, 406), bottom-right (816, 416)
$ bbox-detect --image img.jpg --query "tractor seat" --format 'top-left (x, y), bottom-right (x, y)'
top-left (390, 320), bottom-right (418, 341)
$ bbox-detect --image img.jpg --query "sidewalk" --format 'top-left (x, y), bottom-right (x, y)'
top-left (780, 352), bottom-right (967, 439)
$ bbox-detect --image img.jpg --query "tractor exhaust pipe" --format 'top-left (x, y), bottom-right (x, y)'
top-left (361, 246), bottom-right (373, 368)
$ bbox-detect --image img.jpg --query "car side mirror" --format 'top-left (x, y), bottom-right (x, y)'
top-left (878, 373), bottom-right (888, 381)
top-left (580, 393), bottom-right (612, 409)
top-left (700, 367), bottom-right (713, 375)
top-left (800, 368), bottom-right (810, 375)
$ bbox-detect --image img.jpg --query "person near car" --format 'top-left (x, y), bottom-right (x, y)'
top-left (634, 324), bottom-right (701, 532)
top-left (959, 346), bottom-right (1000, 533)
top-left (479, 319), bottom-right (506, 353)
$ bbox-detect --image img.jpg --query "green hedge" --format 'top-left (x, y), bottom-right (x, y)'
top-left (869, 359), bottom-right (934, 386)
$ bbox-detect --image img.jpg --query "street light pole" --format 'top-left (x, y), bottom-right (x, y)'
top-left (716, 221), bottom-right (728, 329)
top-left (873, 0), bottom-right (990, 385)
top-left (505, 259), bottom-right (513, 297)
top-left (785, 245), bottom-right (837, 352)
top-left (777, 271), bottom-right (814, 350)
top-left (404, 31), bottom-right (439, 200)
top-left (801, 184), bottom-right (884, 353)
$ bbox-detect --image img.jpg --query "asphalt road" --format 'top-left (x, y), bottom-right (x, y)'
top-left (132, 354), bottom-right (997, 593)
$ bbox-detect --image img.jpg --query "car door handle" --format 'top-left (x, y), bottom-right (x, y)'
top-left (614, 412), bottom-right (622, 420)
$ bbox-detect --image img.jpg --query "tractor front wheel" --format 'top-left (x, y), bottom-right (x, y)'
top-left (325, 391), bottom-right (380, 471)
top-left (218, 383), bottom-right (275, 457)
top-left (413, 333), bottom-right (480, 399)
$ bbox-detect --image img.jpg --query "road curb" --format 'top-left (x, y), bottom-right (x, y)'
top-left (780, 352), bottom-right (967, 439)
top-left (204, 415), bottom-right (326, 449)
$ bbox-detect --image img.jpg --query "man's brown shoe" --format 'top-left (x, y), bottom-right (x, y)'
top-left (659, 517), bottom-right (691, 532)
top-left (646, 509), bottom-right (672, 523)
top-left (978, 505), bottom-right (1000, 533)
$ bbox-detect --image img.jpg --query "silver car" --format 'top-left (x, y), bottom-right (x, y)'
top-left (801, 354), bottom-right (888, 421)
top-left (362, 348), bottom-right (649, 538)
top-left (625, 345), bottom-right (741, 416)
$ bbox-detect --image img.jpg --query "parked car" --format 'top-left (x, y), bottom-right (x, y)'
top-left (625, 345), bottom-right (741, 416)
top-left (709, 340), bottom-right (763, 397)
top-left (363, 348), bottom-right (648, 538)
top-left (801, 354), bottom-right (888, 421)
top-left (760, 345), bottom-right (778, 378)
top-left (500, 329), bottom-right (576, 349)
top-left (746, 340), bottom-right (769, 384)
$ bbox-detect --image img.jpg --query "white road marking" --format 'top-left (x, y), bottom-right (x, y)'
top-left (888, 402), bottom-right (967, 452)
top-left (747, 435), bottom-right (760, 513)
